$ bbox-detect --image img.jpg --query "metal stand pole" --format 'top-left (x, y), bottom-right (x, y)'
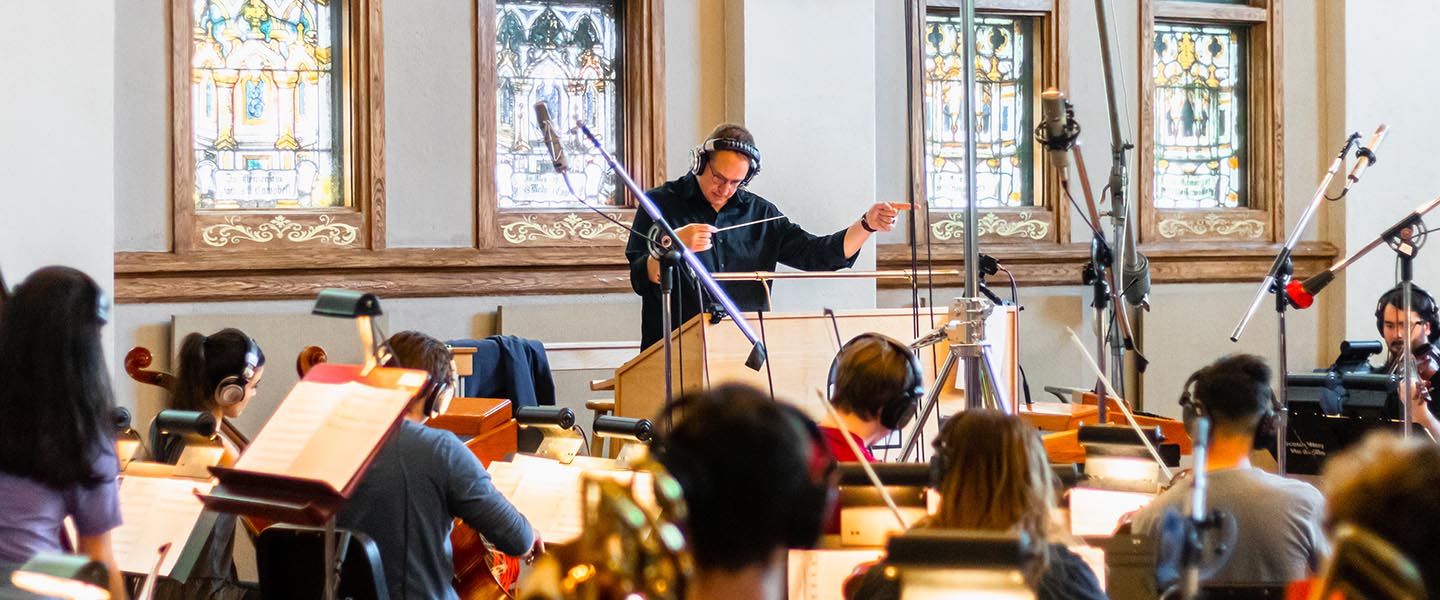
top-left (323, 516), bottom-right (337, 600)
top-left (659, 250), bottom-right (681, 425)
top-left (1271, 257), bottom-right (1292, 474)
top-left (1401, 255), bottom-right (1416, 438)
top-left (958, 0), bottom-right (985, 408)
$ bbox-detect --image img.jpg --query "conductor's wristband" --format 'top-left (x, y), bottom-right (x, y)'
top-left (860, 214), bottom-right (877, 233)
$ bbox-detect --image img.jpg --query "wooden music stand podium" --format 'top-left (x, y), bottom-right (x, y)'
top-left (612, 308), bottom-right (1018, 424)
top-left (196, 362), bottom-right (425, 599)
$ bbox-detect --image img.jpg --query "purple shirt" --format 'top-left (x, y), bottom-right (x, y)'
top-left (0, 443), bottom-right (122, 566)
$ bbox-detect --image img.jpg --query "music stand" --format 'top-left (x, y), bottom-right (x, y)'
top-left (1284, 373), bottom-right (1402, 475)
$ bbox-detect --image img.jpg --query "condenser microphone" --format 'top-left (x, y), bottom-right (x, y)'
top-left (533, 101), bottom-right (567, 174)
top-left (1036, 88), bottom-right (1078, 169)
top-left (1342, 124), bottom-right (1388, 196)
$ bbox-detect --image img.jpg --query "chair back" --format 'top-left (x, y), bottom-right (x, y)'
top-left (256, 524), bottom-right (389, 600)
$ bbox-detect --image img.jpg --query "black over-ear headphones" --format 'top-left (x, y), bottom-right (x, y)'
top-left (689, 137), bottom-right (763, 188)
top-left (652, 394), bottom-right (837, 550)
top-left (827, 333), bottom-right (925, 431)
top-left (215, 335), bottom-right (261, 407)
top-left (1178, 366), bottom-right (1279, 449)
top-left (1374, 284), bottom-right (1440, 346)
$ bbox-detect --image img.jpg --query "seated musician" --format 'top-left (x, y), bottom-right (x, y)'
top-left (1321, 432), bottom-right (1440, 596)
top-left (336, 330), bottom-right (541, 600)
top-left (151, 328), bottom-right (267, 599)
top-left (846, 410), bottom-right (1105, 600)
top-left (1372, 284), bottom-right (1440, 438)
top-left (163, 327), bottom-right (266, 463)
top-left (653, 383), bottom-right (837, 600)
top-left (1131, 354), bottom-right (1327, 584)
top-left (821, 333), bottom-right (924, 462)
top-left (0, 267), bottom-right (128, 599)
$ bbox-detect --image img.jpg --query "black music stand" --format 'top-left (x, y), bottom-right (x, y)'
top-left (1284, 372), bottom-right (1402, 475)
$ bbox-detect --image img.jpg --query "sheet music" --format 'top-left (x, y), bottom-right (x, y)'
top-left (485, 459), bottom-right (646, 544)
top-left (236, 379), bottom-right (414, 491)
top-left (111, 475), bottom-right (215, 575)
top-left (1068, 487), bottom-right (1155, 537)
top-left (787, 549), bottom-right (884, 600)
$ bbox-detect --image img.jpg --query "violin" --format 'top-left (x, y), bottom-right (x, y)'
top-left (1387, 343), bottom-right (1439, 404)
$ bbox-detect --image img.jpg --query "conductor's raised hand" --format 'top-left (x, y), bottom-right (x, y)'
top-left (864, 202), bottom-right (901, 232)
top-left (672, 222), bottom-right (718, 252)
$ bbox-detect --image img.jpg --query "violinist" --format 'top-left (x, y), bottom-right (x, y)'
top-left (0, 267), bottom-right (128, 599)
top-left (1131, 354), bottom-right (1327, 584)
top-left (336, 331), bottom-right (541, 600)
top-left (1373, 284), bottom-right (1440, 438)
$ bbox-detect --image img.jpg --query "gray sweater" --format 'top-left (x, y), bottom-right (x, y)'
top-left (1132, 467), bottom-right (1327, 585)
top-left (338, 420), bottom-right (535, 600)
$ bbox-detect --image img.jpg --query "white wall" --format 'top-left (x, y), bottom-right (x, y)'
top-left (0, 4), bottom-right (116, 352)
top-left (738, 0), bottom-right (879, 312)
top-left (1341, 0), bottom-right (1440, 343)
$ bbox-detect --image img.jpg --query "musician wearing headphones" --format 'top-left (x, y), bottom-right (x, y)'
top-left (0, 267), bottom-right (127, 600)
top-left (1130, 354), bottom-right (1328, 584)
top-left (336, 331), bottom-right (541, 600)
top-left (822, 333), bottom-right (924, 462)
top-left (625, 123), bottom-right (902, 348)
top-left (654, 383), bottom-right (837, 600)
top-left (169, 327), bottom-right (266, 464)
top-left (1372, 284), bottom-right (1440, 438)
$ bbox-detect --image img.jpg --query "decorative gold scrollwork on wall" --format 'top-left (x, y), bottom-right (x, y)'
top-left (501, 213), bottom-right (631, 244)
top-left (930, 212), bottom-right (1050, 241)
top-left (200, 215), bottom-right (360, 247)
top-left (1157, 214), bottom-right (1266, 239)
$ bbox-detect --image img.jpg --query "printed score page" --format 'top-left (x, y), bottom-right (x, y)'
top-left (236, 375), bottom-right (423, 491)
top-left (112, 475), bottom-right (216, 575)
top-left (486, 458), bottom-right (652, 544)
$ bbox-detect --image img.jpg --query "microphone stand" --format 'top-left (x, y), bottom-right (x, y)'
top-left (574, 122), bottom-right (768, 415)
top-left (1229, 133), bottom-right (1362, 474)
top-left (1385, 220), bottom-right (1430, 438)
top-left (1177, 417), bottom-right (1214, 600)
top-left (1093, 0), bottom-right (1140, 404)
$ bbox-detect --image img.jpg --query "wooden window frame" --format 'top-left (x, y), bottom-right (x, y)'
top-left (878, 0), bottom-right (1335, 288)
top-left (907, 0), bottom-right (1069, 248)
top-left (1138, 0), bottom-right (1283, 244)
top-left (478, 0), bottom-right (665, 249)
top-left (117, 0), bottom-right (664, 302)
top-left (169, 0), bottom-right (386, 253)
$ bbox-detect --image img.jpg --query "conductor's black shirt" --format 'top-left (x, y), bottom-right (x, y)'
top-left (625, 173), bottom-right (858, 349)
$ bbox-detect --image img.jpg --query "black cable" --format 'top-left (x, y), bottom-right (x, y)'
top-left (1064, 179), bottom-right (1103, 239)
top-left (574, 424), bottom-right (591, 457)
top-left (757, 310), bottom-right (777, 402)
top-left (561, 174), bottom-right (665, 250)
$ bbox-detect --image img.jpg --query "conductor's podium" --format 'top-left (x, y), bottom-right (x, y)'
top-left (612, 308), bottom-right (1017, 424)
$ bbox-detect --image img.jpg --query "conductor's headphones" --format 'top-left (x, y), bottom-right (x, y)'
top-left (1178, 362), bottom-right (1279, 450)
top-left (827, 333), bottom-right (925, 431)
top-left (689, 135), bottom-right (762, 188)
top-left (653, 391), bottom-right (836, 550)
top-left (215, 335), bottom-right (261, 407)
top-left (1374, 284), bottom-right (1440, 346)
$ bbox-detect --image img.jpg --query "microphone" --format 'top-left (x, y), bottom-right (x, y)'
top-left (1035, 88), bottom-right (1079, 169)
top-left (1285, 279), bottom-right (1316, 309)
top-left (533, 101), bottom-right (567, 174)
top-left (1341, 124), bottom-right (1388, 196)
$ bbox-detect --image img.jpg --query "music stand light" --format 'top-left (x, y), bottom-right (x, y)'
top-left (592, 415), bottom-right (653, 467)
top-left (517, 407), bottom-right (584, 464)
top-left (152, 409), bottom-right (224, 479)
top-left (886, 530), bottom-right (1036, 599)
top-left (9, 554), bottom-right (110, 600)
top-left (311, 289), bottom-right (388, 375)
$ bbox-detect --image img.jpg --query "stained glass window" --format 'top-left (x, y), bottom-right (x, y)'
top-left (1151, 23), bottom-right (1246, 209)
top-left (191, 0), bottom-right (343, 210)
top-left (923, 13), bottom-right (1036, 210)
top-left (496, 1), bottom-right (621, 209)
